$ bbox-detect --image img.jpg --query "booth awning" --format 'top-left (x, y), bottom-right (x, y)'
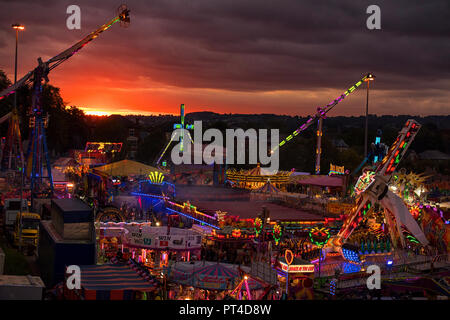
top-left (93, 159), bottom-right (164, 177)
top-left (168, 261), bottom-right (262, 291)
top-left (254, 180), bottom-right (280, 193)
top-left (290, 175), bottom-right (344, 188)
top-left (78, 264), bottom-right (157, 299)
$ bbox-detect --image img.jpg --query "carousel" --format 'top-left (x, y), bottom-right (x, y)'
top-left (226, 163), bottom-right (291, 190)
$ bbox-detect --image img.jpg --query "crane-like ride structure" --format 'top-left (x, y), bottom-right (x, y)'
top-left (270, 73), bottom-right (375, 174)
top-left (0, 5), bottom-right (130, 205)
top-left (155, 103), bottom-right (195, 167)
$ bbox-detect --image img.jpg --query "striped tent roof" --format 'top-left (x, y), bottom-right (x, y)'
top-left (93, 159), bottom-right (164, 177)
top-left (254, 180), bottom-right (280, 193)
top-left (79, 264), bottom-right (157, 292)
top-left (169, 262), bottom-right (263, 290)
top-left (192, 263), bottom-right (239, 278)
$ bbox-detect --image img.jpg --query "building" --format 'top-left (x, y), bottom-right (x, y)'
top-left (418, 150), bottom-right (450, 161)
top-left (332, 139), bottom-right (349, 152)
top-left (38, 199), bottom-right (96, 287)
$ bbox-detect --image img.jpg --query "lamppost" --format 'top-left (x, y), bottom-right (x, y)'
top-left (364, 73), bottom-right (375, 158)
top-left (11, 24), bottom-right (25, 109)
top-left (12, 23), bottom-right (25, 252)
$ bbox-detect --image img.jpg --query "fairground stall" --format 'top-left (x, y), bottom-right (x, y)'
top-left (97, 222), bottom-right (203, 274)
top-left (165, 261), bottom-right (264, 300)
top-left (274, 252), bottom-right (315, 300)
top-left (83, 159), bottom-right (167, 207)
top-left (226, 163), bottom-right (292, 190)
top-left (62, 260), bottom-right (159, 300)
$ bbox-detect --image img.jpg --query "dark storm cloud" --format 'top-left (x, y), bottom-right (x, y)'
top-left (126, 0), bottom-right (450, 91)
top-left (0, 0), bottom-right (448, 114)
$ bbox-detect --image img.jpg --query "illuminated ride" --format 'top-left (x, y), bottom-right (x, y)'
top-left (226, 163), bottom-right (291, 190)
top-left (0, 109), bottom-right (25, 171)
top-left (0, 5), bottom-right (130, 205)
top-left (330, 120), bottom-right (430, 260)
top-left (270, 73), bottom-right (375, 174)
top-left (229, 274), bottom-right (274, 300)
top-left (155, 103), bottom-right (194, 166)
top-left (350, 128), bottom-right (388, 177)
top-left (96, 206), bottom-right (126, 223)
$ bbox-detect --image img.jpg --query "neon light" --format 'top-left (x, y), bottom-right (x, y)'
top-left (285, 250), bottom-right (294, 265)
top-left (273, 224), bottom-right (282, 245)
top-left (232, 229), bottom-right (241, 238)
top-left (341, 248), bottom-right (361, 263)
top-left (166, 208), bottom-right (220, 229)
top-left (85, 142), bottom-right (122, 153)
top-left (279, 262), bottom-right (314, 273)
top-left (254, 217), bottom-right (263, 236)
top-left (355, 171), bottom-right (376, 195)
top-left (329, 279), bottom-right (336, 296)
top-left (148, 171), bottom-right (165, 184)
top-left (173, 104), bottom-right (194, 152)
top-left (272, 75), bottom-right (367, 152)
top-left (131, 192), bottom-right (168, 200)
top-left (244, 279), bottom-right (252, 300)
top-left (308, 227), bottom-right (330, 247)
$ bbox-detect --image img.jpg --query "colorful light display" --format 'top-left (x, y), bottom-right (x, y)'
top-left (377, 120), bottom-right (421, 177)
top-left (271, 74), bottom-right (369, 153)
top-left (329, 279), bottom-right (336, 296)
top-left (341, 244), bottom-right (361, 264)
top-left (308, 227), bottom-right (331, 247)
top-left (85, 142), bottom-right (123, 153)
top-left (156, 104), bottom-right (195, 164)
top-left (231, 229), bottom-right (241, 238)
top-left (354, 170), bottom-right (376, 195)
top-left (254, 217), bottom-right (263, 236)
top-left (148, 171), bottom-right (165, 184)
top-left (273, 224), bottom-right (282, 245)
top-left (173, 104), bottom-right (194, 152)
top-left (328, 163), bottom-right (346, 176)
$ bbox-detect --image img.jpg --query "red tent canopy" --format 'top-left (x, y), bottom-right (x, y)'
top-left (295, 176), bottom-right (343, 188)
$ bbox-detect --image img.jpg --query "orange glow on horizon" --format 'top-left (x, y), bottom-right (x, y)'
top-left (82, 110), bottom-right (111, 116)
top-left (78, 106), bottom-right (174, 117)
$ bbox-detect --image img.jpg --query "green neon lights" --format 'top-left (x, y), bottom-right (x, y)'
top-left (309, 227), bottom-right (331, 247)
top-left (272, 75), bottom-right (368, 152)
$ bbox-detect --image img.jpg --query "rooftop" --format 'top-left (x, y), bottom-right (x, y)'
top-left (175, 185), bottom-right (324, 221)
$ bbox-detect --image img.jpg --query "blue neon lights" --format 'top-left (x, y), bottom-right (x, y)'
top-left (131, 192), bottom-right (167, 199)
top-left (166, 208), bottom-right (220, 230)
top-left (329, 279), bottom-right (336, 295)
top-left (342, 262), bottom-right (362, 274)
top-left (342, 248), bottom-right (361, 263)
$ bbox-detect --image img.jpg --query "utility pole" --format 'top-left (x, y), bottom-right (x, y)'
top-left (315, 117), bottom-right (323, 174)
top-left (12, 23), bottom-right (25, 252)
top-left (364, 73), bottom-right (375, 158)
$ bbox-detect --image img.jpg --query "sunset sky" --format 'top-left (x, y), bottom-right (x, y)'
top-left (0, 0), bottom-right (448, 116)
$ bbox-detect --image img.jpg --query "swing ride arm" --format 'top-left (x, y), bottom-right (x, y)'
top-left (0, 6), bottom-right (130, 100)
top-left (335, 119), bottom-right (422, 245)
top-left (271, 73), bottom-right (372, 153)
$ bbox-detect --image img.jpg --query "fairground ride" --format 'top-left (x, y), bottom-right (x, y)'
top-left (332, 119), bottom-right (430, 254)
top-left (0, 109), bottom-right (24, 171)
top-left (155, 103), bottom-right (194, 166)
top-left (270, 73), bottom-right (375, 174)
top-left (0, 5), bottom-right (130, 205)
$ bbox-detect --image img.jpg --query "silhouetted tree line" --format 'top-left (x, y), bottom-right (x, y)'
top-left (0, 69), bottom-right (448, 173)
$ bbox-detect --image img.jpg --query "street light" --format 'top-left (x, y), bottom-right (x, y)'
top-left (12, 23), bottom-right (25, 252)
top-left (364, 73), bottom-right (375, 158)
top-left (11, 24), bottom-right (25, 88)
